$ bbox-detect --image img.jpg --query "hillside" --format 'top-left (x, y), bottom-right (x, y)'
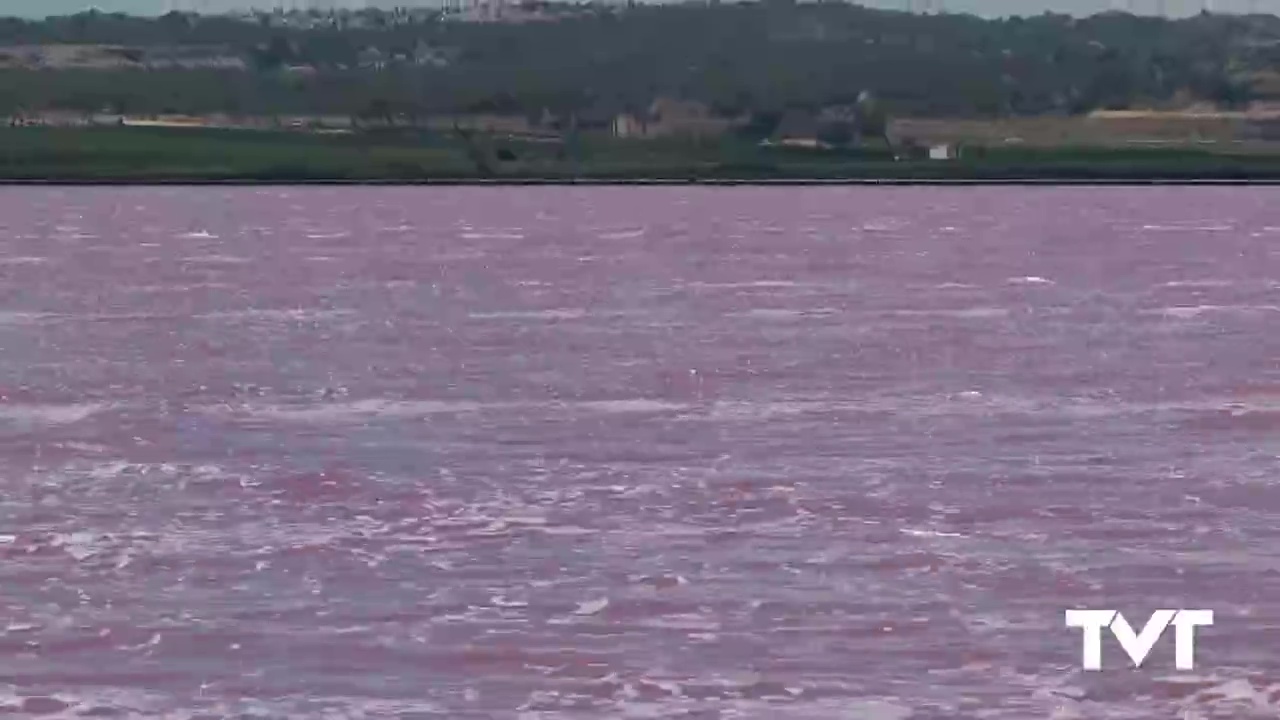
top-left (2, 5), bottom-right (1280, 122)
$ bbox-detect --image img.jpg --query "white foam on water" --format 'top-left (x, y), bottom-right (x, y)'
top-left (430, 251), bottom-right (488, 261)
top-left (0, 684), bottom-right (445, 720)
top-left (573, 399), bottom-right (689, 413)
top-left (181, 255), bottom-right (251, 264)
top-left (692, 280), bottom-right (800, 289)
top-left (708, 401), bottom-right (813, 421)
top-left (1148, 304), bottom-right (1280, 319)
top-left (50, 531), bottom-right (104, 561)
top-left (733, 308), bottom-right (812, 320)
top-left (728, 307), bottom-right (841, 321)
top-left (1156, 305), bottom-right (1220, 319)
top-left (178, 230), bottom-right (217, 239)
top-left (701, 393), bottom-right (1251, 424)
top-left (0, 256), bottom-right (49, 265)
top-left (824, 699), bottom-right (914, 720)
top-left (196, 308), bottom-right (356, 322)
top-left (210, 398), bottom-right (498, 422)
top-left (469, 309), bottom-right (587, 321)
top-left (1008, 276), bottom-right (1054, 285)
top-left (1159, 675), bottom-right (1280, 718)
top-left (207, 396), bottom-right (691, 424)
top-left (0, 403), bottom-right (104, 426)
top-left (598, 229), bottom-right (647, 240)
top-left (460, 231), bottom-right (525, 240)
top-left (573, 598), bottom-right (610, 616)
top-left (885, 307), bottom-right (1009, 319)
top-left (1158, 279), bottom-right (1236, 289)
top-left (900, 528), bottom-right (967, 539)
top-left (631, 614), bottom-right (720, 631)
top-left (0, 311), bottom-right (52, 325)
top-left (1142, 224), bottom-right (1231, 232)
top-left (130, 282), bottom-right (233, 293)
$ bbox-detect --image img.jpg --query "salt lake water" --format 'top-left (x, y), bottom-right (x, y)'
top-left (0, 186), bottom-right (1279, 718)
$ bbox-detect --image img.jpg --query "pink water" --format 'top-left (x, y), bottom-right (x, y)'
top-left (1, 186), bottom-right (1279, 718)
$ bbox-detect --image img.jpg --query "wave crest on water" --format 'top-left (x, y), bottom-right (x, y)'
top-left (202, 397), bottom-right (693, 423)
top-left (0, 403), bottom-right (105, 426)
top-left (1148, 304), bottom-right (1280, 319)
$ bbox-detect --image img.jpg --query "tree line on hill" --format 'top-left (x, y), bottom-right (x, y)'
top-left (0, 2), bottom-right (1277, 131)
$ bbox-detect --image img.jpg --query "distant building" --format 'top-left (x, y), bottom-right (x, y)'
top-left (442, 0), bottom-right (557, 23)
top-left (647, 97), bottom-right (721, 136)
top-left (1243, 118), bottom-right (1280, 141)
top-left (768, 108), bottom-right (828, 148)
top-left (411, 40), bottom-right (450, 66)
top-left (356, 46), bottom-right (386, 69)
top-left (928, 143), bottom-right (957, 159)
top-left (612, 112), bottom-right (647, 138)
top-left (607, 98), bottom-right (725, 139)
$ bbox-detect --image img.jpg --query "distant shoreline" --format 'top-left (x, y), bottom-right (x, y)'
top-left (8, 125), bottom-right (1280, 187)
top-left (5, 177), bottom-right (1280, 186)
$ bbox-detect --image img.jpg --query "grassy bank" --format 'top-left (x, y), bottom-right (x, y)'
top-left (6, 126), bottom-right (1280, 183)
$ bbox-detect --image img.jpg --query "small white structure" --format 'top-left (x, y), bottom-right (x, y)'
top-left (612, 113), bottom-right (646, 138)
top-left (928, 143), bottom-right (957, 160)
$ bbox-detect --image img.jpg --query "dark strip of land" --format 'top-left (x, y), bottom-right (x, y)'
top-left (7, 126), bottom-right (1280, 185)
top-left (13, 176), bottom-right (1275, 185)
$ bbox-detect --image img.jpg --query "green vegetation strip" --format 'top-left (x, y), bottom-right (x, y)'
top-left (5, 126), bottom-right (1280, 183)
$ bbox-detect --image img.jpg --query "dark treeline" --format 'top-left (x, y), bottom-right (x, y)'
top-left (1, 3), bottom-right (1279, 120)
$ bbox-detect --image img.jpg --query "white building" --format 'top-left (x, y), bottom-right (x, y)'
top-left (928, 143), bottom-right (958, 160)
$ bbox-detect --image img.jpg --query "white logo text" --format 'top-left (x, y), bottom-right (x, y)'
top-left (1064, 609), bottom-right (1213, 670)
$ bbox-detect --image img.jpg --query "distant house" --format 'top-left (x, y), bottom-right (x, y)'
top-left (645, 97), bottom-right (724, 137)
top-left (818, 104), bottom-right (860, 124)
top-left (928, 143), bottom-right (958, 160)
top-left (35, 111), bottom-right (93, 127)
top-left (122, 115), bottom-right (209, 129)
top-left (609, 97), bottom-right (727, 139)
top-left (612, 112), bottom-right (647, 138)
top-left (443, 0), bottom-right (557, 23)
top-left (357, 46), bottom-right (386, 70)
top-left (1243, 118), bottom-right (1280, 142)
top-left (412, 40), bottom-right (450, 67)
top-left (768, 109), bottom-right (828, 149)
top-left (814, 104), bottom-right (863, 147)
top-left (648, 97), bottom-right (706, 123)
top-left (532, 107), bottom-right (557, 129)
top-left (574, 107), bottom-right (617, 132)
top-left (1247, 71), bottom-right (1280, 102)
top-left (892, 137), bottom-right (928, 160)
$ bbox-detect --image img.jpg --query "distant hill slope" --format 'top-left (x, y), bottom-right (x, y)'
top-left (10, 1), bottom-right (1280, 20)
top-left (1, 3), bottom-right (1279, 121)
top-left (10, 0), bottom-right (159, 18)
